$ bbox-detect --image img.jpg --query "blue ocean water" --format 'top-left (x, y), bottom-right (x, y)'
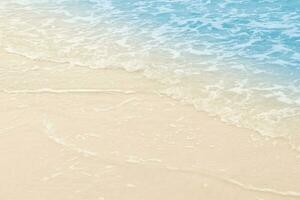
top-left (0, 0), bottom-right (299, 143)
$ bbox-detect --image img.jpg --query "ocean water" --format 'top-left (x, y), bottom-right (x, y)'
top-left (0, 1), bottom-right (300, 146)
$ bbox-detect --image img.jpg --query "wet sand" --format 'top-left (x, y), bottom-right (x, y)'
top-left (0, 50), bottom-right (300, 200)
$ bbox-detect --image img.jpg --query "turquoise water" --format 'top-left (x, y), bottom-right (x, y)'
top-left (0, 0), bottom-right (300, 143)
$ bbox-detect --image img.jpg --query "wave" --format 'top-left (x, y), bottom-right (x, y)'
top-left (1, 1), bottom-right (300, 149)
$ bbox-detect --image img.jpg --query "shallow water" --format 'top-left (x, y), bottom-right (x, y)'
top-left (0, 0), bottom-right (299, 145)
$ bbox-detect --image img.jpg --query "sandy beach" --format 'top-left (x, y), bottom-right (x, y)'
top-left (0, 49), bottom-right (300, 200)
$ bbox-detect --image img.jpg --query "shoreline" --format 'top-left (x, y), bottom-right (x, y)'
top-left (1, 50), bottom-right (300, 199)
top-left (2, 48), bottom-right (300, 152)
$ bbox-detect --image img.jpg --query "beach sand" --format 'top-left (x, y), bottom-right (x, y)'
top-left (0, 50), bottom-right (300, 200)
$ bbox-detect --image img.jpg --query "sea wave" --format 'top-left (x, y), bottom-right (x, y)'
top-left (0, 0), bottom-right (300, 148)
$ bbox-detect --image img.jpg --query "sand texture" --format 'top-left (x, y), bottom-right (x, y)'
top-left (0, 50), bottom-right (300, 200)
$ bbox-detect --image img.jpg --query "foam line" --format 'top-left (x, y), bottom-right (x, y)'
top-left (1, 88), bottom-right (137, 95)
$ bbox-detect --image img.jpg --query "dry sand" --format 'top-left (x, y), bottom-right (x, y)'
top-left (0, 50), bottom-right (300, 200)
